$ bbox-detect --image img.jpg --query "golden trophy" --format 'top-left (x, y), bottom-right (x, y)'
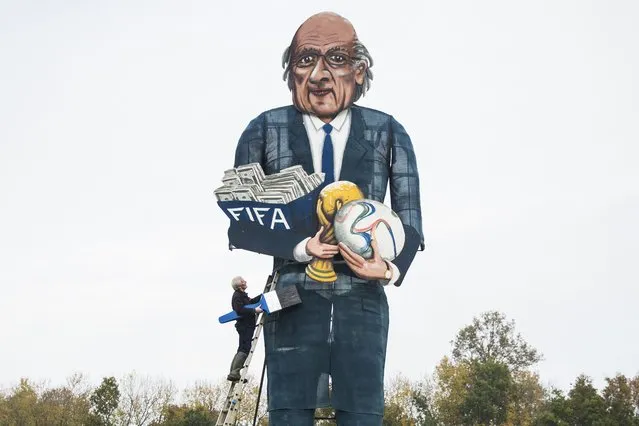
top-left (305, 181), bottom-right (364, 283)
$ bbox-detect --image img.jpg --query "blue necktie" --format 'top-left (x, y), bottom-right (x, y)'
top-left (322, 123), bottom-right (334, 184)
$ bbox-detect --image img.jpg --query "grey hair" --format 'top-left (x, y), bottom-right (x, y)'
top-left (231, 276), bottom-right (244, 290)
top-left (281, 40), bottom-right (374, 102)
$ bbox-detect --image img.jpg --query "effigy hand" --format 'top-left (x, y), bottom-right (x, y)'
top-left (338, 229), bottom-right (389, 280)
top-left (306, 226), bottom-right (339, 259)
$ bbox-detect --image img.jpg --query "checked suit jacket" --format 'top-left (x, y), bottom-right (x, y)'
top-left (232, 104), bottom-right (424, 283)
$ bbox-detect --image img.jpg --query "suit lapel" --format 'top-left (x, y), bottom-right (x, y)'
top-left (339, 106), bottom-right (370, 183)
top-left (287, 107), bottom-right (314, 175)
top-left (286, 105), bottom-right (370, 181)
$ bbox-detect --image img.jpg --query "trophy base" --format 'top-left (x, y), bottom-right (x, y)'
top-left (305, 259), bottom-right (337, 283)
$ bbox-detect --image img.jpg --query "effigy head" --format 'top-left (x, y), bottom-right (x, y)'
top-left (282, 12), bottom-right (373, 121)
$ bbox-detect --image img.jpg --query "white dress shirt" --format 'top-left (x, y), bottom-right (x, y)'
top-left (292, 109), bottom-right (400, 286)
top-left (305, 108), bottom-right (351, 181)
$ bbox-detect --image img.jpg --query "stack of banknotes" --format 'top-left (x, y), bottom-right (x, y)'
top-left (214, 163), bottom-right (324, 203)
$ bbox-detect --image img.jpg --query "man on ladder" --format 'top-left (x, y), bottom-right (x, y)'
top-left (226, 276), bottom-right (263, 382)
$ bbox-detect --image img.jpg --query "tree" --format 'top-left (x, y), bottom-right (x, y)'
top-left (383, 374), bottom-right (418, 425)
top-left (64, 373), bottom-right (93, 424)
top-left (452, 311), bottom-right (542, 371)
top-left (152, 380), bottom-right (224, 426)
top-left (172, 376), bottom-right (266, 426)
top-left (90, 376), bottom-right (120, 425)
top-left (0, 390), bottom-right (6, 424)
top-left (156, 404), bottom-right (217, 425)
top-left (630, 375), bottom-right (639, 418)
top-left (532, 388), bottom-right (570, 426)
top-left (566, 375), bottom-right (607, 426)
top-left (433, 357), bottom-right (471, 425)
top-left (182, 380), bottom-right (225, 415)
top-left (4, 378), bottom-right (39, 425)
top-left (434, 312), bottom-right (546, 425)
top-left (0, 375), bottom-right (92, 426)
top-left (117, 372), bottom-right (176, 426)
top-left (602, 374), bottom-right (638, 426)
top-left (505, 370), bottom-right (546, 425)
top-left (460, 360), bottom-right (512, 425)
top-left (314, 406), bottom-right (336, 425)
top-left (39, 385), bottom-right (92, 425)
top-left (411, 375), bottom-right (439, 426)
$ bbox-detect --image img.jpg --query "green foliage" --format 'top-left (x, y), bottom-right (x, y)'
top-left (567, 375), bottom-right (607, 425)
top-left (0, 376), bottom-right (92, 425)
top-left (435, 312), bottom-right (548, 425)
top-left (452, 311), bottom-right (542, 371)
top-left (156, 404), bottom-right (217, 425)
top-left (411, 376), bottom-right (439, 426)
top-left (506, 371), bottom-right (546, 425)
top-left (459, 360), bottom-right (512, 425)
top-left (383, 375), bottom-right (417, 425)
top-left (602, 374), bottom-right (639, 426)
top-left (39, 385), bottom-right (92, 425)
top-left (533, 411), bottom-right (570, 426)
top-left (90, 376), bottom-right (120, 426)
top-left (433, 357), bottom-right (471, 424)
top-left (315, 406), bottom-right (336, 425)
top-left (532, 388), bottom-right (571, 425)
top-left (4, 379), bottom-right (38, 425)
top-left (631, 376), bottom-right (639, 419)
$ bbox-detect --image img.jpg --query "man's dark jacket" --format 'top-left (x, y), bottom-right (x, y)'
top-left (231, 290), bottom-right (261, 329)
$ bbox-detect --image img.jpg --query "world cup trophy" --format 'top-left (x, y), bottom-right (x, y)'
top-left (305, 181), bottom-right (364, 282)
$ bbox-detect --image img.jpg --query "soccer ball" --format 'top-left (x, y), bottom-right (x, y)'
top-left (333, 199), bottom-right (405, 261)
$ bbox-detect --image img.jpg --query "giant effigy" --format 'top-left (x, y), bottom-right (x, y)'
top-left (215, 11), bottom-right (424, 426)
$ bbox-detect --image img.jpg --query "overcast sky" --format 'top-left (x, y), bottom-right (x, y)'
top-left (1, 0), bottom-right (637, 394)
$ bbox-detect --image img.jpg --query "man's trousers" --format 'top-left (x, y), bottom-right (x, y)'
top-left (263, 267), bottom-right (389, 419)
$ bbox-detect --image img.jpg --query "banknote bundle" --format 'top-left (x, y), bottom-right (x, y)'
top-left (214, 163), bottom-right (324, 203)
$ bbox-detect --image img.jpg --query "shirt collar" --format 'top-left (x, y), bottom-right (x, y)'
top-left (307, 108), bottom-right (350, 132)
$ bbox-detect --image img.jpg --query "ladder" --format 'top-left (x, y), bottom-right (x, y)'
top-left (215, 271), bottom-right (279, 426)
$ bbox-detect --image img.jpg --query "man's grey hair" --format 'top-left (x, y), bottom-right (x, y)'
top-left (231, 276), bottom-right (244, 290)
top-left (281, 40), bottom-right (374, 102)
